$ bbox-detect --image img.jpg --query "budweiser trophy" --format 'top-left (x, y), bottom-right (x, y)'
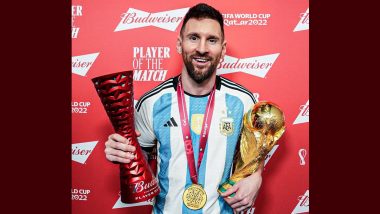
top-left (92, 71), bottom-right (159, 203)
top-left (218, 101), bottom-right (285, 196)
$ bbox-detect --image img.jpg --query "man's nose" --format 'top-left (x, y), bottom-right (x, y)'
top-left (196, 39), bottom-right (208, 55)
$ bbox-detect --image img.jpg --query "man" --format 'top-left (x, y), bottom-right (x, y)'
top-left (105, 3), bottom-right (263, 213)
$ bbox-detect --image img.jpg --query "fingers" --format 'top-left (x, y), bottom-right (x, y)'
top-left (106, 154), bottom-right (133, 164)
top-left (105, 133), bottom-right (136, 164)
top-left (235, 203), bottom-right (252, 213)
top-left (229, 197), bottom-right (252, 213)
top-left (135, 130), bottom-right (141, 137)
top-left (225, 194), bottom-right (246, 208)
top-left (105, 147), bottom-right (136, 159)
top-left (106, 134), bottom-right (136, 152)
top-left (223, 191), bottom-right (252, 213)
top-left (105, 140), bottom-right (136, 152)
top-left (220, 184), bottom-right (239, 198)
top-left (108, 133), bottom-right (129, 144)
top-left (230, 197), bottom-right (251, 209)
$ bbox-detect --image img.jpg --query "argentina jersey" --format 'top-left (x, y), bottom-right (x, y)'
top-left (135, 75), bottom-right (257, 214)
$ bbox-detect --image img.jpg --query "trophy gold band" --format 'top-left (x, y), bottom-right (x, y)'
top-left (218, 101), bottom-right (285, 196)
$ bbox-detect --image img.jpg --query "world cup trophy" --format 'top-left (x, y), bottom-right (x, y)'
top-left (92, 71), bottom-right (159, 203)
top-left (218, 101), bottom-right (285, 196)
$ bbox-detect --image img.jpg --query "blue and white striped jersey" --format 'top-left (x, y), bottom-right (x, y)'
top-left (135, 75), bottom-right (257, 214)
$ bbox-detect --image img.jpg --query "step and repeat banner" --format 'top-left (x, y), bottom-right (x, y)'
top-left (72, 0), bottom-right (309, 213)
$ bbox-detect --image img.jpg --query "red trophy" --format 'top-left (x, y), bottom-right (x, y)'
top-left (92, 70), bottom-right (159, 203)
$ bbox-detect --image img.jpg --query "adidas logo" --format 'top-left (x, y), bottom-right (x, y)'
top-left (163, 117), bottom-right (178, 127)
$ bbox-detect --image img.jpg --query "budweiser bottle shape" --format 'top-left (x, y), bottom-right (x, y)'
top-left (92, 71), bottom-right (159, 203)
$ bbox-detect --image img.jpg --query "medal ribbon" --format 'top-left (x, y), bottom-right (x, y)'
top-left (177, 76), bottom-right (216, 184)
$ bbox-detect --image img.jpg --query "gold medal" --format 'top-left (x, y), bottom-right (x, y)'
top-left (182, 184), bottom-right (207, 210)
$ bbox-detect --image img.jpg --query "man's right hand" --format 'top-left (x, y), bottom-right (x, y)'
top-left (104, 133), bottom-right (137, 164)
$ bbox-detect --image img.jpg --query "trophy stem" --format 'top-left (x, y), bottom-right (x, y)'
top-left (92, 71), bottom-right (160, 203)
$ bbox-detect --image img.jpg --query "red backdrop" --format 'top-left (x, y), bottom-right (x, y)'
top-left (72, 0), bottom-right (309, 213)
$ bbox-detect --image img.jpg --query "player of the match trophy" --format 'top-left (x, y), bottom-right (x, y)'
top-left (92, 71), bottom-right (159, 203)
top-left (218, 101), bottom-right (285, 196)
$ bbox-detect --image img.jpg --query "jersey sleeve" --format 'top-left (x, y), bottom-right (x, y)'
top-left (134, 100), bottom-right (156, 148)
top-left (242, 91), bottom-right (258, 114)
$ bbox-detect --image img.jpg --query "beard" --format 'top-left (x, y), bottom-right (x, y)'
top-left (182, 52), bottom-right (221, 84)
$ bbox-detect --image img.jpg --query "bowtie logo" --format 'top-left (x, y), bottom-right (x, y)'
top-left (72, 141), bottom-right (98, 164)
top-left (293, 100), bottom-right (309, 125)
top-left (291, 189), bottom-right (309, 214)
top-left (217, 53), bottom-right (280, 78)
top-left (72, 53), bottom-right (100, 77)
top-left (115, 7), bottom-right (189, 32)
top-left (294, 8), bottom-right (309, 32)
top-left (264, 145), bottom-right (279, 167)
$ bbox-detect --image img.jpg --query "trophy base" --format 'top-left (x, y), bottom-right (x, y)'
top-left (218, 179), bottom-right (236, 197)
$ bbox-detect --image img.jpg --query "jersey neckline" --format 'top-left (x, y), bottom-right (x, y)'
top-left (173, 75), bottom-right (222, 97)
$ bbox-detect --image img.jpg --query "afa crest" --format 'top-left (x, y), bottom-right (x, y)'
top-left (191, 114), bottom-right (204, 135)
top-left (219, 117), bottom-right (234, 136)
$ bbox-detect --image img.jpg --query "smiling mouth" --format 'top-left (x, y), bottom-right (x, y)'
top-left (192, 56), bottom-right (211, 65)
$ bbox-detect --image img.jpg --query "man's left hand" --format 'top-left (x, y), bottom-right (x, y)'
top-left (220, 172), bottom-right (262, 213)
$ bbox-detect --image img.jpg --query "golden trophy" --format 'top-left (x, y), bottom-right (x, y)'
top-left (218, 101), bottom-right (285, 196)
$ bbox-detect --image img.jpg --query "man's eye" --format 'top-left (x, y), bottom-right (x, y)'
top-left (208, 39), bottom-right (217, 44)
top-left (190, 36), bottom-right (198, 41)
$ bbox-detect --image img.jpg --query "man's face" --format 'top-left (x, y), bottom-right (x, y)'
top-left (177, 18), bottom-right (226, 84)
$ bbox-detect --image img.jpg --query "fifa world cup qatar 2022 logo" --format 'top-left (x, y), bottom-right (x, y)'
top-left (92, 71), bottom-right (159, 203)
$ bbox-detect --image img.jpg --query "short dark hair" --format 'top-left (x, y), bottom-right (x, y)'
top-left (180, 3), bottom-right (224, 40)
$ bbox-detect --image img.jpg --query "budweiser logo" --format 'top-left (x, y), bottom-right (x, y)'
top-left (217, 53), bottom-right (280, 78)
top-left (112, 195), bottom-right (154, 209)
top-left (264, 145), bottom-right (279, 167)
top-left (294, 8), bottom-right (309, 32)
top-left (72, 141), bottom-right (98, 164)
top-left (115, 7), bottom-right (189, 32)
top-left (132, 179), bottom-right (158, 194)
top-left (301, 13), bottom-right (309, 24)
top-left (291, 189), bottom-right (309, 214)
top-left (72, 53), bottom-right (99, 76)
top-left (293, 100), bottom-right (309, 125)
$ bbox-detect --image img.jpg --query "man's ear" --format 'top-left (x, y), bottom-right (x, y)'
top-left (176, 36), bottom-right (182, 54)
top-left (221, 40), bottom-right (227, 58)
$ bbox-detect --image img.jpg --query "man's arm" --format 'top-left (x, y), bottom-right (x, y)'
top-left (221, 162), bottom-right (264, 213)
